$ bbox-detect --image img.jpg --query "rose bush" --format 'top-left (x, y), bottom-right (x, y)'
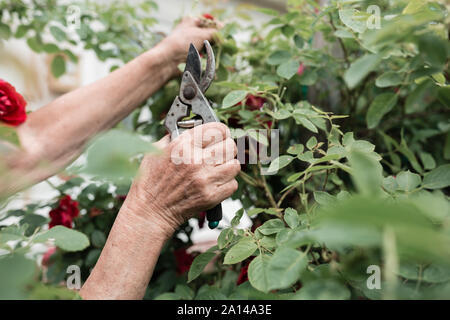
top-left (1, 0), bottom-right (449, 300)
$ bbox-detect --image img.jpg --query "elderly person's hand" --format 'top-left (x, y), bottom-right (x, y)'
top-left (126, 122), bottom-right (240, 237)
top-left (157, 16), bottom-right (221, 77)
top-left (80, 123), bottom-right (240, 299)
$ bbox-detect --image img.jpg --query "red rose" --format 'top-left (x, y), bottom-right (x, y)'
top-left (237, 262), bottom-right (250, 285)
top-left (174, 248), bottom-right (195, 275)
top-left (245, 94), bottom-right (266, 111)
top-left (0, 79), bottom-right (27, 126)
top-left (202, 13), bottom-right (214, 20)
top-left (49, 195), bottom-right (80, 229)
top-left (198, 211), bottom-right (206, 229)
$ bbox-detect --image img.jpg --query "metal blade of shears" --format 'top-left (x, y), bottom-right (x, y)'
top-left (184, 44), bottom-right (202, 85)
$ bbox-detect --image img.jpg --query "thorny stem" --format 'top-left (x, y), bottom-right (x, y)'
top-left (257, 161), bottom-right (278, 209)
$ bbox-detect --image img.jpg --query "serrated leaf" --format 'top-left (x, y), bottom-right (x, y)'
top-left (267, 155), bottom-right (294, 173)
top-left (222, 90), bottom-right (248, 108)
top-left (248, 254), bottom-right (271, 293)
top-left (284, 208), bottom-right (299, 229)
top-left (267, 50), bottom-right (292, 66)
top-left (294, 116), bottom-right (318, 133)
top-left (366, 93), bottom-right (398, 129)
top-left (344, 54), bottom-right (381, 89)
top-left (35, 226), bottom-right (89, 252)
top-left (217, 228), bottom-right (234, 249)
top-left (257, 219), bottom-right (285, 235)
top-left (422, 164), bottom-right (450, 189)
top-left (375, 72), bottom-right (403, 88)
top-left (277, 60), bottom-right (300, 80)
top-left (223, 237), bottom-right (257, 264)
top-left (188, 251), bottom-right (216, 282)
top-left (314, 191), bottom-right (336, 207)
top-left (396, 171), bottom-right (421, 192)
top-left (268, 248), bottom-right (307, 290)
top-left (306, 136), bottom-right (317, 150)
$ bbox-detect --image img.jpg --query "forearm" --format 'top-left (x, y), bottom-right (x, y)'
top-left (0, 42), bottom-right (175, 195)
top-left (18, 42), bottom-right (175, 165)
top-left (79, 191), bottom-right (172, 300)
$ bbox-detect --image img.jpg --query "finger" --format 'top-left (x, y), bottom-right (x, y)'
top-left (186, 122), bottom-right (231, 148)
top-left (203, 138), bottom-right (237, 166)
top-left (154, 135), bottom-right (170, 150)
top-left (214, 179), bottom-right (239, 203)
top-left (213, 159), bottom-right (241, 184)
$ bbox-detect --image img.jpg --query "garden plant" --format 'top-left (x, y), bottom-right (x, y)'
top-left (0, 0), bottom-right (449, 300)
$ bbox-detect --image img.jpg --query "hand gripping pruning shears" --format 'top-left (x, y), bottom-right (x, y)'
top-left (164, 40), bottom-right (222, 229)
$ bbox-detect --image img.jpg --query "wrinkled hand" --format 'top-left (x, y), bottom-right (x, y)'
top-left (125, 123), bottom-right (240, 237)
top-left (158, 16), bottom-right (221, 77)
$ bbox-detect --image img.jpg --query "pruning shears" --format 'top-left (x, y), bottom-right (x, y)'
top-left (164, 40), bottom-right (222, 229)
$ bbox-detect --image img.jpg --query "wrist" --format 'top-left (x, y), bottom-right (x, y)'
top-left (119, 185), bottom-right (180, 241)
top-left (142, 40), bottom-right (180, 81)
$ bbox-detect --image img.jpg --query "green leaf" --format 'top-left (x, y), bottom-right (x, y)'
top-left (217, 228), bottom-right (234, 249)
top-left (267, 50), bottom-right (292, 66)
top-left (15, 25), bottom-right (29, 38)
top-left (347, 150), bottom-right (383, 196)
top-left (154, 292), bottom-right (181, 300)
top-left (255, 7), bottom-right (280, 16)
top-left (422, 264), bottom-right (450, 283)
top-left (294, 116), bottom-right (318, 133)
top-left (405, 80), bottom-right (435, 114)
top-left (0, 23), bottom-right (12, 39)
top-left (0, 125), bottom-right (20, 147)
top-left (314, 191), bottom-right (336, 207)
top-left (26, 37), bottom-right (42, 53)
top-left (344, 54), bottom-right (381, 89)
top-left (287, 144), bottom-right (304, 155)
top-left (267, 155), bottom-right (294, 173)
top-left (396, 171), bottom-right (421, 192)
top-left (49, 26), bottom-right (66, 42)
top-left (284, 208), bottom-right (299, 229)
top-left (294, 35), bottom-right (304, 48)
top-left (339, 9), bottom-right (366, 33)
top-left (257, 219), bottom-right (285, 236)
top-left (422, 164), bottom-right (450, 189)
top-left (419, 152), bottom-right (436, 170)
top-left (51, 55), bottom-right (66, 78)
top-left (366, 93), bottom-right (398, 129)
top-left (268, 248), bottom-right (307, 290)
top-left (223, 237), bottom-right (257, 264)
top-left (231, 208), bottom-right (244, 227)
top-left (0, 254), bottom-right (36, 299)
top-left (79, 129), bottom-right (156, 181)
top-left (188, 251), bottom-right (216, 282)
top-left (306, 136), bottom-right (317, 150)
top-left (222, 90), bottom-right (248, 108)
top-left (91, 230), bottom-right (106, 248)
top-left (418, 35), bottom-right (448, 68)
top-left (248, 254), bottom-right (271, 293)
top-left (277, 60), bottom-right (300, 80)
top-left (375, 72), bottom-right (403, 88)
top-left (35, 226), bottom-right (89, 252)
top-left (292, 280), bottom-right (350, 300)
top-left (298, 69), bottom-right (318, 86)
top-left (175, 284), bottom-right (195, 300)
